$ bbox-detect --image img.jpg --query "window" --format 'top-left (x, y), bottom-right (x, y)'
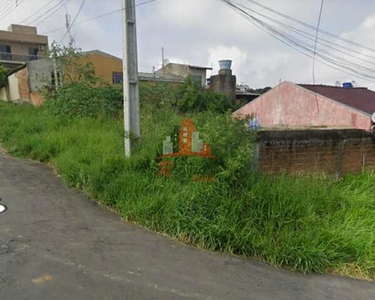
top-left (0, 45), bottom-right (11, 61)
top-left (28, 48), bottom-right (39, 61)
top-left (113, 72), bottom-right (123, 84)
top-left (51, 71), bottom-right (62, 89)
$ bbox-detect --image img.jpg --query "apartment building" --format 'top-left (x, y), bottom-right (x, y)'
top-left (0, 24), bottom-right (48, 71)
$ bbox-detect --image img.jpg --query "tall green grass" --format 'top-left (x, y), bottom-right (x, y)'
top-left (1, 101), bottom-right (375, 279)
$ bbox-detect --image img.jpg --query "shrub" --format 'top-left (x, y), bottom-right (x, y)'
top-left (43, 82), bottom-right (122, 118)
top-left (139, 80), bottom-right (179, 109)
top-left (177, 76), bottom-right (233, 113)
top-left (1, 101), bottom-right (375, 279)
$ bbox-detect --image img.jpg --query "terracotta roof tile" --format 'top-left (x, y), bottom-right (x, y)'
top-left (299, 84), bottom-right (375, 115)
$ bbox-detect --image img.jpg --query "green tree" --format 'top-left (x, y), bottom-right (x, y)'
top-left (49, 41), bottom-right (98, 85)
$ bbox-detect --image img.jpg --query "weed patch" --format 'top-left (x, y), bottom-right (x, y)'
top-left (0, 101), bottom-right (374, 279)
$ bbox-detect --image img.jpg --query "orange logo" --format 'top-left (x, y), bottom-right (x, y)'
top-left (158, 119), bottom-right (217, 182)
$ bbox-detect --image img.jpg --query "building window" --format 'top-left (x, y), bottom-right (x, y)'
top-left (51, 71), bottom-right (62, 89)
top-left (113, 72), bottom-right (123, 84)
top-left (0, 45), bottom-right (11, 61)
top-left (28, 48), bottom-right (39, 61)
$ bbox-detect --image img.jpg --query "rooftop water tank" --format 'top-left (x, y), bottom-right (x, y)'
top-left (343, 82), bottom-right (353, 88)
top-left (219, 60), bottom-right (232, 70)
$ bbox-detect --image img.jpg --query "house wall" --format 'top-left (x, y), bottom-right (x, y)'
top-left (210, 70), bottom-right (237, 103)
top-left (7, 73), bottom-right (20, 101)
top-left (27, 59), bottom-right (54, 92)
top-left (256, 129), bottom-right (375, 176)
top-left (83, 53), bottom-right (123, 85)
top-left (6, 67), bottom-right (32, 103)
top-left (15, 67), bottom-right (30, 101)
top-left (188, 68), bottom-right (207, 87)
top-left (234, 82), bottom-right (372, 131)
top-left (156, 64), bottom-right (207, 87)
top-left (157, 64), bottom-right (189, 77)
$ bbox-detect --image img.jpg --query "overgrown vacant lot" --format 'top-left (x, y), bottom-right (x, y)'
top-left (1, 101), bottom-right (375, 280)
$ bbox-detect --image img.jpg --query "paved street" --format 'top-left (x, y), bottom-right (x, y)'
top-left (1, 152), bottom-right (374, 300)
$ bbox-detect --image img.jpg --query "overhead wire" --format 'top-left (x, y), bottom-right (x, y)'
top-left (0, 0), bottom-right (25, 21)
top-left (233, 1), bottom-right (375, 64)
top-left (0, 0), bottom-right (16, 17)
top-left (42, 0), bottom-right (158, 35)
top-left (241, 0), bottom-right (375, 55)
top-left (26, 0), bottom-right (71, 26)
top-left (312, 0), bottom-right (324, 86)
top-left (46, 0), bottom-right (158, 34)
top-left (220, 0), bottom-right (375, 82)
top-left (20, 0), bottom-right (57, 24)
top-left (312, 0), bottom-right (324, 114)
top-left (221, 0), bottom-right (375, 81)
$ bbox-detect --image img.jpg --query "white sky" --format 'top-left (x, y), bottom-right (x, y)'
top-left (1, 0), bottom-right (375, 89)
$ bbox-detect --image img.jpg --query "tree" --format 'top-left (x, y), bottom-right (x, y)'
top-left (237, 84), bottom-right (271, 95)
top-left (0, 64), bottom-right (8, 88)
top-left (49, 42), bottom-right (98, 86)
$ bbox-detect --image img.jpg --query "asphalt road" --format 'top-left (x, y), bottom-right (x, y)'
top-left (1, 152), bottom-right (375, 300)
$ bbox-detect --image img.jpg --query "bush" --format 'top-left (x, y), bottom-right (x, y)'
top-left (1, 101), bottom-right (375, 279)
top-left (139, 80), bottom-right (179, 109)
top-left (43, 82), bottom-right (123, 118)
top-left (177, 76), bottom-right (233, 113)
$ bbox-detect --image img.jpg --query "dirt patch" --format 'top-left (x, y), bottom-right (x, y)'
top-left (0, 146), bottom-right (8, 156)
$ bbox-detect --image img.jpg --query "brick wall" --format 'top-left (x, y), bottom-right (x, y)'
top-left (14, 67), bottom-right (30, 101)
top-left (256, 129), bottom-right (375, 176)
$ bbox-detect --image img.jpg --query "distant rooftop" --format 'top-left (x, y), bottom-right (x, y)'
top-left (162, 62), bottom-right (213, 70)
top-left (299, 84), bottom-right (375, 115)
top-left (81, 50), bottom-right (122, 61)
top-left (139, 72), bottom-right (185, 83)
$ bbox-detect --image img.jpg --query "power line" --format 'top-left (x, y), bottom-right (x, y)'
top-left (222, 0), bottom-right (375, 80)
top-left (0, 0), bottom-right (25, 21)
top-left (233, 1), bottom-right (375, 64)
top-left (20, 0), bottom-right (57, 24)
top-left (59, 0), bottom-right (86, 44)
top-left (42, 0), bottom-right (158, 35)
top-left (0, 0), bottom-right (15, 18)
top-left (220, 0), bottom-right (375, 82)
top-left (240, 0), bottom-right (375, 55)
top-left (27, 0), bottom-right (71, 26)
top-left (312, 0), bottom-right (324, 85)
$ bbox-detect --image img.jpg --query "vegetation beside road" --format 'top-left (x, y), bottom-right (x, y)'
top-left (1, 97), bottom-right (375, 280)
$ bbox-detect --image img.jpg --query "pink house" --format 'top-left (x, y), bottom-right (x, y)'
top-left (234, 81), bottom-right (375, 131)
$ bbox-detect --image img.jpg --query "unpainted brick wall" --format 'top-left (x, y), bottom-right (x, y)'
top-left (15, 67), bottom-right (30, 101)
top-left (256, 129), bottom-right (375, 176)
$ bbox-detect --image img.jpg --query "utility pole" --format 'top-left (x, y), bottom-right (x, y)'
top-left (64, 3), bottom-right (74, 47)
top-left (162, 47), bottom-right (165, 74)
top-left (122, 0), bottom-right (141, 157)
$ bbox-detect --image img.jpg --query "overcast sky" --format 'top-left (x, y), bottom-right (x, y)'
top-left (1, 0), bottom-right (375, 89)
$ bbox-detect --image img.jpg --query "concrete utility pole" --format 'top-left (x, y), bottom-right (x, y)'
top-left (162, 47), bottom-right (165, 74)
top-left (122, 0), bottom-right (141, 157)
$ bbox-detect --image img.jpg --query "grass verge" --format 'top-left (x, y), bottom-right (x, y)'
top-left (0, 101), bottom-right (374, 280)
